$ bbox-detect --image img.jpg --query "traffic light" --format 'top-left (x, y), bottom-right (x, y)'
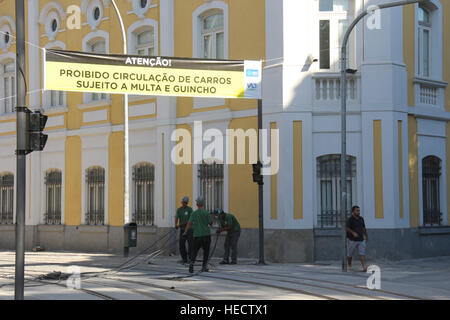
top-left (252, 161), bottom-right (263, 185)
top-left (27, 110), bottom-right (48, 153)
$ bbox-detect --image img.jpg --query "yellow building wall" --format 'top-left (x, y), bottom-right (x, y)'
top-left (175, 124), bottom-right (193, 213)
top-left (293, 121), bottom-right (303, 220)
top-left (408, 116), bottom-right (420, 228)
top-left (228, 116), bottom-right (258, 228)
top-left (403, 5), bottom-right (415, 108)
top-left (65, 136), bottom-right (82, 226)
top-left (108, 131), bottom-right (124, 226)
top-left (373, 120), bottom-right (384, 219)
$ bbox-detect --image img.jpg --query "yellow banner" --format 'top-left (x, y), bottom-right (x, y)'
top-left (44, 50), bottom-right (262, 99)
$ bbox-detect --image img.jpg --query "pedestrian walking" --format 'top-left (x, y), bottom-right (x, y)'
top-left (183, 196), bottom-right (213, 273)
top-left (215, 209), bottom-right (241, 265)
top-left (175, 196), bottom-right (193, 264)
top-left (346, 205), bottom-right (368, 272)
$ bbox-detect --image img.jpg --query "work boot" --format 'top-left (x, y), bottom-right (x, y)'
top-left (201, 266), bottom-right (209, 272)
top-left (230, 261), bottom-right (237, 265)
top-left (219, 260), bottom-right (229, 265)
top-left (189, 264), bottom-right (194, 274)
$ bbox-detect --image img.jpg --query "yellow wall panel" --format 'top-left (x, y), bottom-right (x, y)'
top-left (293, 121), bottom-right (303, 220)
top-left (228, 116), bottom-right (258, 228)
top-left (65, 135), bottom-right (82, 226)
top-left (108, 131), bottom-right (124, 226)
top-left (175, 124), bottom-right (193, 213)
top-left (398, 121), bottom-right (404, 219)
top-left (408, 116), bottom-right (420, 227)
top-left (373, 120), bottom-right (384, 219)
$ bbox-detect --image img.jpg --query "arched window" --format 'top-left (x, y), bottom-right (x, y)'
top-left (86, 166), bottom-right (105, 225)
top-left (87, 39), bottom-right (106, 101)
top-left (422, 156), bottom-right (442, 226)
top-left (45, 170), bottom-right (62, 225)
top-left (0, 173), bottom-right (14, 224)
top-left (316, 154), bottom-right (356, 228)
top-left (1, 61), bottom-right (15, 114)
top-left (136, 29), bottom-right (155, 56)
top-left (418, 5), bottom-right (432, 77)
top-left (198, 161), bottom-right (224, 213)
top-left (133, 163), bottom-right (155, 225)
top-left (201, 11), bottom-right (224, 59)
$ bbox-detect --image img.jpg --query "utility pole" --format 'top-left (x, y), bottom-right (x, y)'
top-left (15, 0), bottom-right (26, 300)
top-left (340, 0), bottom-right (429, 272)
top-left (253, 99), bottom-right (265, 265)
top-left (110, 0), bottom-right (131, 257)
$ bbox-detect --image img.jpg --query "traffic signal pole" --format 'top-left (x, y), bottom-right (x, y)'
top-left (257, 99), bottom-right (265, 265)
top-left (15, 0), bottom-right (26, 300)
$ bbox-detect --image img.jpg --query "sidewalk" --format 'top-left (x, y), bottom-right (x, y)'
top-left (0, 251), bottom-right (449, 300)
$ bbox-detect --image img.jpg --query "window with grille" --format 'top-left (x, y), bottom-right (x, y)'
top-left (422, 156), bottom-right (442, 226)
top-left (133, 163), bottom-right (154, 225)
top-left (2, 62), bottom-right (15, 114)
top-left (0, 173), bottom-right (14, 224)
top-left (86, 167), bottom-right (105, 225)
top-left (201, 11), bottom-right (224, 59)
top-left (198, 162), bottom-right (224, 213)
top-left (45, 170), bottom-right (62, 224)
top-left (88, 40), bottom-right (107, 101)
top-left (317, 155), bottom-right (356, 228)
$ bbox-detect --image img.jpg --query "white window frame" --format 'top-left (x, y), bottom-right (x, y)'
top-left (193, 1), bottom-right (228, 59)
top-left (315, 0), bottom-right (355, 71)
top-left (0, 59), bottom-right (15, 115)
top-left (82, 30), bottom-right (110, 105)
top-left (43, 41), bottom-right (67, 109)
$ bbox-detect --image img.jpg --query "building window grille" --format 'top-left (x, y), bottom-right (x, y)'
top-left (317, 155), bottom-right (356, 228)
top-left (198, 162), bottom-right (224, 213)
top-left (45, 170), bottom-right (62, 225)
top-left (0, 173), bottom-right (14, 224)
top-left (133, 163), bottom-right (154, 226)
top-left (86, 167), bottom-right (105, 225)
top-left (422, 156), bottom-right (442, 226)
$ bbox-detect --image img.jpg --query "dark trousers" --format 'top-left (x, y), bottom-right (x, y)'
top-left (179, 228), bottom-right (193, 262)
top-left (190, 235), bottom-right (211, 268)
top-left (223, 230), bottom-right (240, 263)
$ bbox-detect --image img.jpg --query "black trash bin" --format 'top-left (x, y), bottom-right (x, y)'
top-left (124, 222), bottom-right (137, 248)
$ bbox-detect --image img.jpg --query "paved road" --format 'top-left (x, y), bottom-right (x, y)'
top-left (0, 251), bottom-right (449, 300)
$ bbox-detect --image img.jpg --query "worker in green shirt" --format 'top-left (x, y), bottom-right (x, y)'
top-left (175, 196), bottom-right (193, 264)
top-left (215, 209), bottom-right (241, 265)
top-left (183, 196), bottom-right (213, 273)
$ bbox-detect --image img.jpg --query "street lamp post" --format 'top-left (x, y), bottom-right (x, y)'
top-left (110, 1), bottom-right (131, 256)
top-left (340, 0), bottom-right (428, 272)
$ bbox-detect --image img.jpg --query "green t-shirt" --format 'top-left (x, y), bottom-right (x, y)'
top-left (175, 206), bottom-right (193, 227)
top-left (220, 213), bottom-right (241, 233)
top-left (189, 209), bottom-right (213, 238)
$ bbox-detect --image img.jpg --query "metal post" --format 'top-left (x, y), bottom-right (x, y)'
top-left (257, 99), bottom-right (265, 265)
top-left (111, 0), bottom-right (131, 256)
top-left (15, 0), bottom-right (26, 300)
top-left (340, 0), bottom-right (427, 271)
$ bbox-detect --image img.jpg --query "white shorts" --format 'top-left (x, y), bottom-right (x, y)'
top-left (347, 239), bottom-right (366, 257)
